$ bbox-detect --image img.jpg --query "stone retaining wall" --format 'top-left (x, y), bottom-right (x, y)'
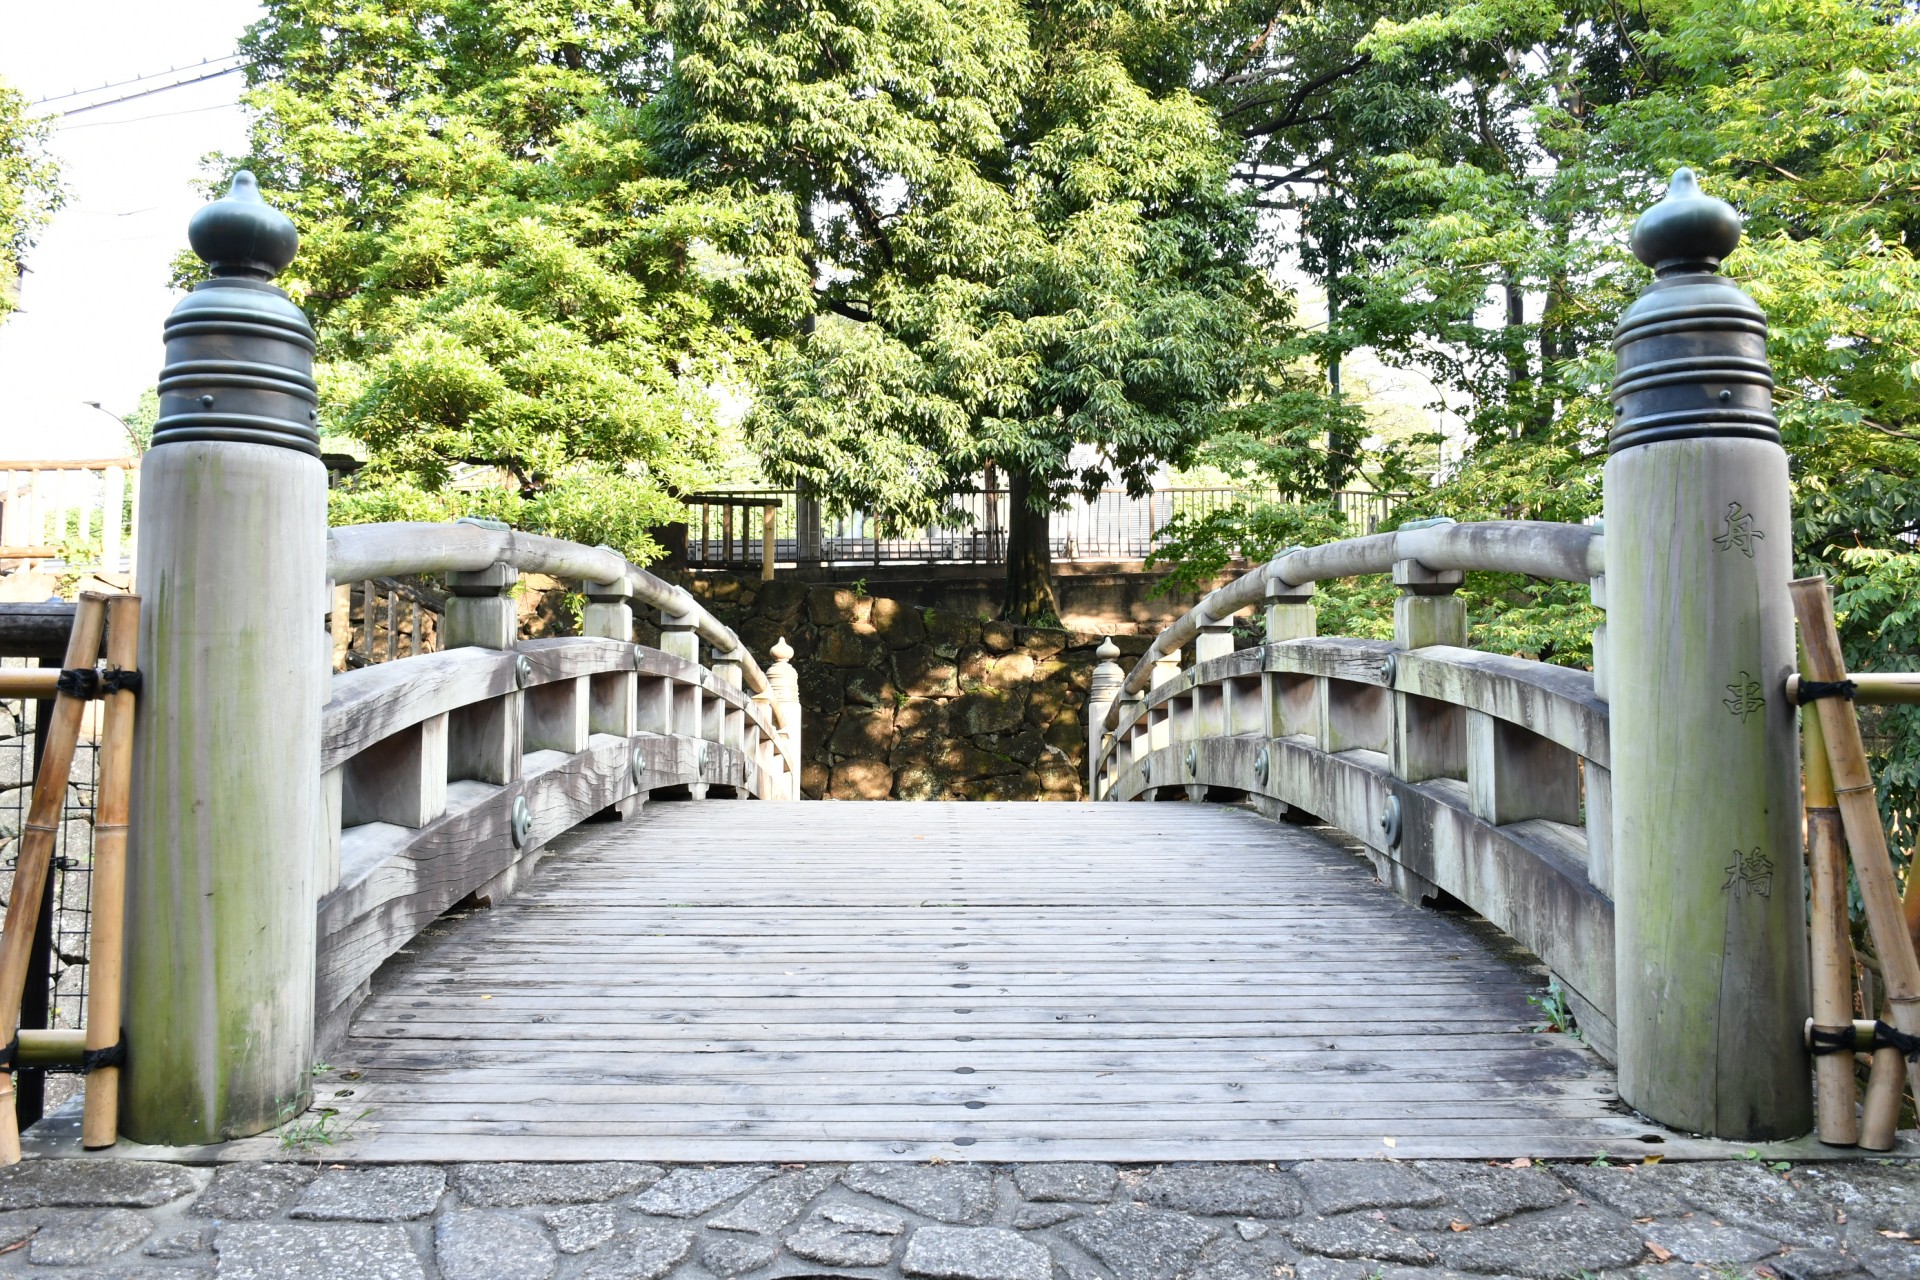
top-left (683, 576), bottom-right (1151, 801)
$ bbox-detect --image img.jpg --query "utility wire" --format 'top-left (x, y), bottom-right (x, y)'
top-left (30, 54), bottom-right (246, 107)
top-left (56, 102), bottom-right (241, 132)
top-left (53, 66), bottom-right (250, 118)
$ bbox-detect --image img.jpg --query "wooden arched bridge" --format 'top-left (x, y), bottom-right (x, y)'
top-left (10, 171), bottom-right (1918, 1166)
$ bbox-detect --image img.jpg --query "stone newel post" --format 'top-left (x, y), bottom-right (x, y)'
top-left (1605, 169), bottom-right (1810, 1138)
top-left (1087, 637), bottom-right (1124, 798)
top-left (123, 174), bottom-right (328, 1143)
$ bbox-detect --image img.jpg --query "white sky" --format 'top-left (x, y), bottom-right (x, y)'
top-left (0, 1), bottom-right (263, 460)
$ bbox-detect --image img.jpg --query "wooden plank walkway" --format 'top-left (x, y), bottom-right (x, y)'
top-left (317, 801), bottom-right (1695, 1161)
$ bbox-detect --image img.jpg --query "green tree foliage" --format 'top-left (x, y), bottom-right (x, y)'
top-left (1173, 0), bottom-right (1920, 872)
top-left (653, 0), bottom-right (1283, 620)
top-left (0, 78), bottom-right (63, 324)
top-left (229, 0), bottom-right (774, 558)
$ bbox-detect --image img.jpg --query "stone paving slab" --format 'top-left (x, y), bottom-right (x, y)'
top-left (0, 1156), bottom-right (1910, 1279)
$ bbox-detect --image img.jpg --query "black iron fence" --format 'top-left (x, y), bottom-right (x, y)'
top-left (0, 605), bottom-right (94, 1126)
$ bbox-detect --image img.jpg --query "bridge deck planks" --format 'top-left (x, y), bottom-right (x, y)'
top-left (317, 801), bottom-right (1714, 1161)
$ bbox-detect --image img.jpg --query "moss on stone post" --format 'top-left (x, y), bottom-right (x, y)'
top-left (1605, 170), bottom-right (1811, 1139)
top-left (122, 174), bottom-right (327, 1144)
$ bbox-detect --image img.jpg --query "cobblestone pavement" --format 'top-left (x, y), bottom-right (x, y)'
top-left (0, 1157), bottom-right (1911, 1280)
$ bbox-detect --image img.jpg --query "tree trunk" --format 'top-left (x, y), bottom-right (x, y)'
top-left (1001, 468), bottom-right (1061, 624)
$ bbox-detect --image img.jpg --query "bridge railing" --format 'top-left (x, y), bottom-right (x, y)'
top-left (113, 175), bottom-right (810, 1148)
top-left (308, 520), bottom-right (802, 1047)
top-left (1087, 520), bottom-right (1617, 1056)
top-left (1085, 172), bottom-right (1820, 1146)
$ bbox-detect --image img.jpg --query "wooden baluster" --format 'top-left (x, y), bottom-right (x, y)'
top-left (329, 582), bottom-right (350, 671)
top-left (102, 464), bottom-right (125, 574)
top-left (1087, 638), bottom-right (1124, 800)
top-left (762, 501), bottom-right (776, 582)
top-left (766, 637), bottom-right (802, 800)
top-left (384, 589), bottom-right (397, 663)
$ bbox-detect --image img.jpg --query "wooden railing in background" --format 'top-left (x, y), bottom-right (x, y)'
top-left (0, 460), bottom-right (140, 575)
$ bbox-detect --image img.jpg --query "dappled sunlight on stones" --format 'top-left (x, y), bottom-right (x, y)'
top-left (843, 1163), bottom-right (996, 1224)
top-left (1012, 1163), bottom-right (1118, 1204)
top-left (23, 1206), bottom-right (152, 1265)
top-left (454, 1161), bottom-right (663, 1207)
top-left (214, 1222), bottom-right (427, 1280)
top-left (902, 1224), bottom-right (1052, 1280)
top-left (630, 1166), bottom-right (777, 1218)
top-left (1295, 1162), bottom-right (1446, 1215)
top-left (190, 1163), bottom-right (316, 1220)
top-left (1142, 1165), bottom-right (1304, 1219)
top-left (289, 1166), bottom-right (446, 1222)
top-left (1, 1156), bottom-right (1914, 1279)
top-left (1060, 1204), bottom-right (1217, 1280)
top-left (1429, 1205), bottom-right (1644, 1277)
top-left (0, 1158), bottom-right (198, 1209)
top-left (434, 1209), bottom-right (557, 1280)
top-left (543, 1202), bottom-right (618, 1254)
top-left (579, 1223), bottom-right (696, 1280)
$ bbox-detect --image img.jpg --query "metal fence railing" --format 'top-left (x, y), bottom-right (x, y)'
top-left (682, 486), bottom-right (1401, 571)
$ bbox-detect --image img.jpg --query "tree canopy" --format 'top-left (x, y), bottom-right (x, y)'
top-left (227, 0), bottom-right (772, 556)
top-left (0, 78), bottom-right (63, 324)
top-left (651, 0), bottom-right (1287, 620)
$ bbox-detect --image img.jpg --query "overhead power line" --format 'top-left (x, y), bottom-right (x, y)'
top-left (52, 66), bottom-right (252, 119)
top-left (30, 54), bottom-right (246, 107)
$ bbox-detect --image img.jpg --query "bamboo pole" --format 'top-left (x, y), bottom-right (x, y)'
top-left (81, 593), bottom-right (138, 1149)
top-left (1786, 673), bottom-right (1920, 706)
top-left (0, 593), bottom-right (107, 1164)
top-left (15, 1030), bottom-right (84, 1068)
top-left (1790, 576), bottom-right (1920, 1113)
top-left (1800, 697), bottom-right (1859, 1145)
top-left (0, 671), bottom-right (59, 699)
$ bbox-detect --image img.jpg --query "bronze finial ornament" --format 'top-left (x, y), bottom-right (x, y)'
top-left (1609, 167), bottom-right (1779, 454)
top-left (152, 171), bottom-right (320, 455)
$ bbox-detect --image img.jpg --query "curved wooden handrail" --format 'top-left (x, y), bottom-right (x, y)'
top-left (327, 521), bottom-right (770, 694)
top-left (1108, 520), bottom-right (1603, 728)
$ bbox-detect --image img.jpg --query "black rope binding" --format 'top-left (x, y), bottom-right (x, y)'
top-left (1808, 1024), bottom-right (1856, 1056)
top-left (0, 1035), bottom-right (17, 1072)
top-left (50, 667), bottom-right (141, 699)
top-left (1797, 678), bottom-right (1858, 704)
top-left (81, 1035), bottom-right (127, 1074)
top-left (1874, 1019), bottom-right (1920, 1061)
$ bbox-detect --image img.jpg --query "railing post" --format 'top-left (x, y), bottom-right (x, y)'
top-left (1087, 638), bottom-right (1124, 799)
top-left (767, 637), bottom-right (802, 799)
top-left (659, 605), bottom-right (701, 664)
top-left (1193, 614), bottom-right (1236, 664)
top-left (1605, 170), bottom-right (1810, 1139)
top-left (124, 174), bottom-right (327, 1145)
top-left (1264, 574), bottom-right (1316, 643)
top-left (443, 560), bottom-right (518, 650)
top-left (582, 565), bottom-right (633, 643)
top-left (1391, 521), bottom-right (1466, 650)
